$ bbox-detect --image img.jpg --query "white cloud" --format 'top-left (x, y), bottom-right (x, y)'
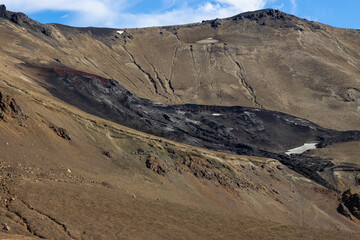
top-left (217, 0), bottom-right (267, 11)
top-left (119, 0), bottom-right (268, 28)
top-left (289, 0), bottom-right (297, 14)
top-left (1, 0), bottom-right (125, 26)
top-left (0, 0), bottom-right (268, 28)
top-left (273, 3), bottom-right (285, 10)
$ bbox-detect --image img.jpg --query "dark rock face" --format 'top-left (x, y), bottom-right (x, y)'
top-left (339, 190), bottom-right (360, 220)
top-left (38, 66), bottom-right (360, 189)
top-left (231, 9), bottom-right (323, 31)
top-left (42, 67), bottom-right (359, 150)
top-left (232, 9), bottom-right (300, 29)
top-left (8, 11), bottom-right (29, 24)
top-left (0, 5), bottom-right (7, 18)
top-left (337, 203), bottom-right (354, 221)
top-left (210, 19), bottom-right (221, 28)
top-left (202, 18), bottom-right (221, 29)
top-left (0, 4), bottom-right (51, 37)
top-left (102, 151), bottom-right (112, 158)
top-left (317, 131), bottom-right (360, 148)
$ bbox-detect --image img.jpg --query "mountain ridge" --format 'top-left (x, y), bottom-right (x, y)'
top-left (0, 4), bottom-right (360, 238)
top-left (0, 5), bottom-right (320, 29)
top-left (1, 4), bottom-right (355, 130)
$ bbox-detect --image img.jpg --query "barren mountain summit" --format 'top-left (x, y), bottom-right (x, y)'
top-left (0, 4), bottom-right (360, 239)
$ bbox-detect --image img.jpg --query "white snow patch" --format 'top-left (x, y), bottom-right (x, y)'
top-left (212, 113), bottom-right (222, 116)
top-left (197, 38), bottom-right (219, 44)
top-left (117, 30), bottom-right (124, 35)
top-left (285, 143), bottom-right (317, 155)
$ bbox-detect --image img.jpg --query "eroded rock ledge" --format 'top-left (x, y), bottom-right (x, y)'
top-left (338, 190), bottom-right (360, 221)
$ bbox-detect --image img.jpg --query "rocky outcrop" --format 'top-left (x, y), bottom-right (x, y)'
top-left (0, 5), bottom-right (7, 18)
top-left (202, 18), bottom-right (221, 29)
top-left (337, 203), bottom-right (354, 221)
top-left (0, 4), bottom-right (51, 36)
top-left (338, 190), bottom-right (360, 220)
top-left (177, 156), bottom-right (253, 191)
top-left (232, 9), bottom-right (300, 30)
top-left (0, 91), bottom-right (26, 122)
top-left (340, 88), bottom-right (360, 102)
top-left (49, 124), bottom-right (71, 140)
top-left (102, 151), bottom-right (112, 158)
top-left (231, 9), bottom-right (323, 31)
top-left (145, 156), bottom-right (166, 175)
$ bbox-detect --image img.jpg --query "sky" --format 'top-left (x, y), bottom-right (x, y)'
top-left (1, 0), bottom-right (359, 29)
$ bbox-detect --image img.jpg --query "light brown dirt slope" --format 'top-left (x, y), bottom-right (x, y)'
top-left (0, 71), bottom-right (359, 239)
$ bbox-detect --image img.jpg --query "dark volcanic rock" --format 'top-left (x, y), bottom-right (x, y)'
top-left (230, 9), bottom-right (324, 31)
top-left (43, 66), bottom-right (341, 152)
top-left (38, 66), bottom-right (360, 189)
top-left (102, 151), bottom-right (112, 158)
top-left (202, 18), bottom-right (221, 29)
top-left (232, 9), bottom-right (300, 30)
top-left (337, 203), bottom-right (354, 221)
top-left (0, 4), bottom-right (52, 37)
top-left (317, 131), bottom-right (360, 148)
top-left (8, 11), bottom-right (30, 24)
top-left (0, 5), bottom-right (7, 18)
top-left (340, 190), bottom-right (360, 220)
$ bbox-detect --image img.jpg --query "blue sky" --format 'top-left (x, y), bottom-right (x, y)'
top-left (1, 0), bottom-right (359, 29)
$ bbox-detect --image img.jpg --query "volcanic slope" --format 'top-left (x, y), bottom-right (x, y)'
top-left (1, 5), bottom-right (360, 190)
top-left (22, 65), bottom-right (360, 191)
top-left (0, 5), bottom-right (360, 239)
top-left (1, 6), bottom-right (359, 131)
top-left (0, 68), bottom-right (359, 240)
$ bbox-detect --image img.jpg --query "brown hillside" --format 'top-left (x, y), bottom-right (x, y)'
top-left (0, 5), bottom-right (360, 239)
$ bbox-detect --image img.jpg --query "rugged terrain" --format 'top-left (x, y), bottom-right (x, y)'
top-left (0, 4), bottom-right (360, 239)
top-left (1, 6), bottom-right (359, 130)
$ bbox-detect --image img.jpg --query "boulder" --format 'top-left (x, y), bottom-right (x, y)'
top-left (337, 203), bottom-right (354, 221)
